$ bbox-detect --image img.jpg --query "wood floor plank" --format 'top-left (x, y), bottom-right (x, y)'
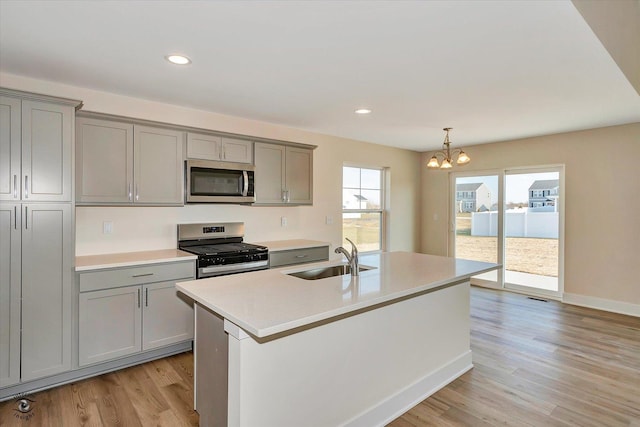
top-left (1, 287), bottom-right (638, 426)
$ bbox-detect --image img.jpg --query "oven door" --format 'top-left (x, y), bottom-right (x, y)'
top-left (186, 160), bottom-right (255, 203)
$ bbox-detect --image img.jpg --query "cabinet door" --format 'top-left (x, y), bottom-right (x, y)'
top-left (76, 118), bottom-right (134, 203)
top-left (134, 126), bottom-right (184, 205)
top-left (21, 203), bottom-right (72, 380)
top-left (0, 96), bottom-right (21, 201)
top-left (79, 285), bottom-right (142, 366)
top-left (142, 280), bottom-right (194, 351)
top-left (221, 137), bottom-right (253, 164)
top-left (254, 143), bottom-right (286, 204)
top-left (0, 204), bottom-right (21, 387)
top-left (186, 132), bottom-right (221, 161)
top-left (286, 147), bottom-right (313, 204)
top-left (21, 101), bottom-right (73, 201)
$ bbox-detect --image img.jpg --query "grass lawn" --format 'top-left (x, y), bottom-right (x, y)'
top-left (455, 215), bottom-right (558, 277)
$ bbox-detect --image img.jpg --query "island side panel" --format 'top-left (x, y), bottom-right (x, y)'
top-left (227, 280), bottom-right (472, 427)
top-left (195, 303), bottom-right (228, 426)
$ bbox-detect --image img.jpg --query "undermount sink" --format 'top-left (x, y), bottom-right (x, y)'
top-left (287, 264), bottom-right (375, 280)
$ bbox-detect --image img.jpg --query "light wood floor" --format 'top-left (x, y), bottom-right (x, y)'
top-left (1, 287), bottom-right (638, 426)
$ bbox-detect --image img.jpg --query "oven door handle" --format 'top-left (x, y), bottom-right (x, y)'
top-left (242, 170), bottom-right (249, 197)
top-left (199, 260), bottom-right (268, 276)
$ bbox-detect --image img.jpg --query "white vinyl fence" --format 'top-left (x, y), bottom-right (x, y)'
top-left (471, 211), bottom-right (558, 238)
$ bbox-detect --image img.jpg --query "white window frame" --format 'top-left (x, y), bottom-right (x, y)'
top-left (342, 165), bottom-right (386, 253)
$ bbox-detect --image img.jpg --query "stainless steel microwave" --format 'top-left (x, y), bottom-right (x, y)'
top-left (185, 160), bottom-right (255, 204)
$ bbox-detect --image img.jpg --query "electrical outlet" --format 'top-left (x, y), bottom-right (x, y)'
top-left (326, 215), bottom-right (334, 225)
top-left (281, 216), bottom-right (288, 227)
top-left (103, 221), bottom-right (113, 234)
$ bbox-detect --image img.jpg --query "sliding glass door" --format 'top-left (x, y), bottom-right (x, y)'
top-left (504, 168), bottom-right (562, 297)
top-left (451, 166), bottom-right (563, 298)
top-left (451, 173), bottom-right (501, 285)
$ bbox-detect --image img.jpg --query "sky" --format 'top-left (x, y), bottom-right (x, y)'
top-left (457, 172), bottom-right (559, 205)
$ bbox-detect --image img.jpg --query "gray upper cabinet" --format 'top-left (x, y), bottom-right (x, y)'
top-left (254, 142), bottom-right (313, 205)
top-left (134, 126), bottom-right (184, 205)
top-left (187, 132), bottom-right (253, 164)
top-left (0, 97), bottom-right (21, 202)
top-left (0, 204), bottom-right (21, 387)
top-left (285, 146), bottom-right (313, 204)
top-left (76, 117), bottom-right (184, 205)
top-left (0, 96), bottom-right (73, 202)
top-left (76, 117), bottom-right (133, 203)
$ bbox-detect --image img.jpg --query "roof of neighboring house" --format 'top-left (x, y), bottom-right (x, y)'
top-left (456, 183), bottom-right (484, 192)
top-left (529, 179), bottom-right (559, 191)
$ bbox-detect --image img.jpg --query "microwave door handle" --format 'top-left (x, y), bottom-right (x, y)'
top-left (242, 170), bottom-right (249, 196)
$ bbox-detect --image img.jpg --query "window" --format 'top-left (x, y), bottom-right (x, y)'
top-left (532, 190), bottom-right (544, 198)
top-left (342, 166), bottom-right (385, 252)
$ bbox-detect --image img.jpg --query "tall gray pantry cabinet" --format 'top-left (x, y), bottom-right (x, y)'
top-left (0, 89), bottom-right (79, 388)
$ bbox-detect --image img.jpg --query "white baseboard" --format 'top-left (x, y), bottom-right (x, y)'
top-left (345, 350), bottom-right (473, 427)
top-left (563, 293), bottom-right (640, 317)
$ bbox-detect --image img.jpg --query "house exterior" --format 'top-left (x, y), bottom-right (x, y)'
top-left (528, 179), bottom-right (559, 209)
top-left (456, 183), bottom-right (491, 213)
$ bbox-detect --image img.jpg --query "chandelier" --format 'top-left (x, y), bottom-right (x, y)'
top-left (426, 127), bottom-right (470, 169)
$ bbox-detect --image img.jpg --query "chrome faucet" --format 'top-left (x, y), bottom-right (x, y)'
top-left (335, 238), bottom-right (359, 276)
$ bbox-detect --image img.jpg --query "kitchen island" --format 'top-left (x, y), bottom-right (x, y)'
top-left (176, 252), bottom-right (498, 427)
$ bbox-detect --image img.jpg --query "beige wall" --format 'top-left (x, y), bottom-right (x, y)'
top-left (421, 123), bottom-right (640, 305)
top-left (1, 72), bottom-right (421, 257)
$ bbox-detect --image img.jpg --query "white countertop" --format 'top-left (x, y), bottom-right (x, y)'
top-left (254, 239), bottom-right (330, 252)
top-left (176, 252), bottom-right (498, 339)
top-left (75, 249), bottom-right (197, 271)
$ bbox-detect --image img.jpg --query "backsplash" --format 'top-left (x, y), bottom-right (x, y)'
top-left (75, 205), bottom-right (338, 256)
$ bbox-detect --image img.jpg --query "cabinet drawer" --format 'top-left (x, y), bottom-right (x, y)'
top-left (79, 261), bottom-right (195, 292)
top-left (269, 246), bottom-right (329, 268)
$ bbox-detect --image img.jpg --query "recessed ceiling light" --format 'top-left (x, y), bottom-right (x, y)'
top-left (354, 109), bottom-right (372, 114)
top-left (165, 54), bottom-right (192, 65)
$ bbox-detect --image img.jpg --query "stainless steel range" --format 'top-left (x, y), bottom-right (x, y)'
top-left (178, 222), bottom-right (268, 279)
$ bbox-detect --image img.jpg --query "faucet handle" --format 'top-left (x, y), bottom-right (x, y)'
top-left (345, 238), bottom-right (358, 256)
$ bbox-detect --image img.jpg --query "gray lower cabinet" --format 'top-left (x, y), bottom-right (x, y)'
top-left (1, 93), bottom-right (75, 202)
top-left (78, 262), bottom-right (195, 367)
top-left (254, 143), bottom-right (313, 205)
top-left (0, 203), bottom-right (73, 384)
top-left (269, 246), bottom-right (330, 268)
top-left (76, 117), bottom-right (185, 205)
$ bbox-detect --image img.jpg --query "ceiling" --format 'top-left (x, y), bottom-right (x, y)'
top-left (1, 1), bottom-right (638, 152)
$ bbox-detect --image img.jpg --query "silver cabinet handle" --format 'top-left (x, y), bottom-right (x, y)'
top-left (282, 190), bottom-right (287, 202)
top-left (295, 254), bottom-right (308, 258)
top-left (285, 190), bottom-right (290, 203)
top-left (128, 183), bottom-right (132, 201)
top-left (132, 272), bottom-right (154, 278)
top-left (145, 288), bottom-right (149, 307)
top-left (137, 289), bottom-right (141, 308)
top-left (24, 175), bottom-right (29, 199)
top-left (13, 175), bottom-right (17, 198)
top-left (14, 206), bottom-right (17, 229)
top-left (24, 206), bottom-right (28, 229)
top-left (135, 185), bottom-right (139, 201)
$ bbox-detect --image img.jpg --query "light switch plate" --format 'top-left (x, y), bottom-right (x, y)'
top-left (103, 221), bottom-right (113, 234)
top-left (281, 217), bottom-right (287, 227)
